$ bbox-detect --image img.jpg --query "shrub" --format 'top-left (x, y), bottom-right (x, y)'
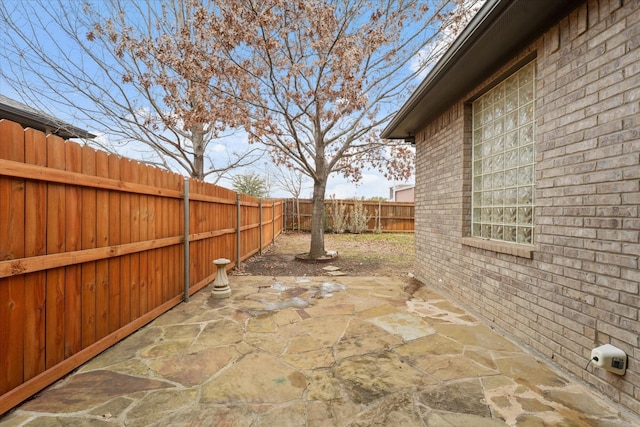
top-left (348, 199), bottom-right (372, 234)
top-left (328, 195), bottom-right (348, 233)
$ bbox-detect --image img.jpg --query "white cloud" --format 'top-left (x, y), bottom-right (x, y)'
top-left (212, 143), bottom-right (226, 153)
top-left (326, 183), bottom-right (356, 199)
top-left (360, 172), bottom-right (383, 185)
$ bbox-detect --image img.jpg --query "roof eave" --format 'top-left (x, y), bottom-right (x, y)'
top-left (381, 0), bottom-right (504, 140)
top-left (381, 0), bottom-right (584, 140)
top-left (0, 95), bottom-right (96, 139)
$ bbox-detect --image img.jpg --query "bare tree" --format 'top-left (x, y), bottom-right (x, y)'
top-left (0, 0), bottom-right (263, 181)
top-left (271, 166), bottom-right (310, 231)
top-left (179, 0), bottom-right (473, 258)
top-left (271, 166), bottom-right (308, 199)
top-left (1, 0), bottom-right (477, 258)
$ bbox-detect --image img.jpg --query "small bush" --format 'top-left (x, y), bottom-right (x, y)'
top-left (328, 195), bottom-right (348, 234)
top-left (348, 199), bottom-right (372, 234)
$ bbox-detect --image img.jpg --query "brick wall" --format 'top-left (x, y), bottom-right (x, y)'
top-left (414, 0), bottom-right (640, 416)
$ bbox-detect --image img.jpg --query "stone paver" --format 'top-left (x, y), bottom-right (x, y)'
top-left (1, 276), bottom-right (637, 426)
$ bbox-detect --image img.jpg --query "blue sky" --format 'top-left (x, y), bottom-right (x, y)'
top-left (0, 0), bottom-right (484, 200)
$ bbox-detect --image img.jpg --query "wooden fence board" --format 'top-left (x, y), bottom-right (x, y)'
top-left (189, 179), bottom-right (199, 289)
top-left (45, 134), bottom-right (66, 369)
top-left (0, 276), bottom-right (25, 395)
top-left (81, 145), bottom-right (97, 349)
top-left (119, 157), bottom-right (132, 326)
top-left (150, 167), bottom-right (159, 307)
top-left (200, 182), bottom-right (208, 288)
top-left (151, 168), bottom-right (162, 309)
top-left (199, 180), bottom-right (208, 285)
top-left (169, 173), bottom-right (180, 297)
top-left (138, 165), bottom-right (149, 315)
top-left (95, 150), bottom-right (110, 340)
top-left (206, 181), bottom-right (215, 282)
top-left (177, 174), bottom-right (183, 296)
top-left (107, 154), bottom-right (121, 334)
top-left (160, 168), bottom-right (169, 303)
top-left (156, 169), bottom-right (167, 303)
top-left (0, 120), bottom-right (26, 394)
top-left (64, 141), bottom-right (82, 358)
top-left (129, 161), bottom-right (140, 320)
top-left (147, 167), bottom-right (158, 308)
top-left (0, 120), bottom-right (286, 414)
top-left (23, 129), bottom-right (47, 381)
top-left (151, 168), bottom-right (162, 305)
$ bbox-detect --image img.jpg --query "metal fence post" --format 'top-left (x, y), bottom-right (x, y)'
top-left (259, 199), bottom-right (263, 254)
top-left (183, 178), bottom-right (190, 302)
top-left (236, 193), bottom-right (241, 269)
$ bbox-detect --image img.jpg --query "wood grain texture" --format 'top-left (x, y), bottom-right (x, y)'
top-left (0, 119), bottom-right (285, 412)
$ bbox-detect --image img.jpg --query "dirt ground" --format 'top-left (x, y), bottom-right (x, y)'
top-left (237, 231), bottom-right (415, 277)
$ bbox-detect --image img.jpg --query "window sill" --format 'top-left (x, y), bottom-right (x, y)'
top-left (461, 237), bottom-right (535, 259)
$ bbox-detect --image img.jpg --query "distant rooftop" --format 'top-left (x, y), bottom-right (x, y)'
top-left (390, 183), bottom-right (415, 191)
top-left (0, 94), bottom-right (96, 139)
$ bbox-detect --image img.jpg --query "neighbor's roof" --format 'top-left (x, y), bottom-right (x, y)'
top-left (381, 0), bottom-right (584, 140)
top-left (391, 183), bottom-right (415, 191)
top-left (0, 94), bottom-right (96, 139)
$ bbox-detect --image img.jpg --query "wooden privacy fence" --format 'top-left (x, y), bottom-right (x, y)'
top-left (284, 198), bottom-right (414, 232)
top-left (0, 119), bottom-right (283, 414)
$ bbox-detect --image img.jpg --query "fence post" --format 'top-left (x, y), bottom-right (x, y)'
top-left (259, 199), bottom-right (263, 255)
top-left (183, 178), bottom-right (190, 303)
top-left (272, 200), bottom-right (275, 242)
top-left (293, 198), bottom-right (297, 231)
top-left (283, 199), bottom-right (287, 231)
top-left (378, 199), bottom-right (382, 232)
top-left (236, 193), bottom-right (241, 269)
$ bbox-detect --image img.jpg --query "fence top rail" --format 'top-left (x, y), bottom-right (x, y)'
top-left (1, 157), bottom-right (288, 205)
top-left (0, 158), bottom-right (184, 199)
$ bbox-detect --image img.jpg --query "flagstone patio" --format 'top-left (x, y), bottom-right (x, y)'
top-left (1, 276), bottom-right (636, 426)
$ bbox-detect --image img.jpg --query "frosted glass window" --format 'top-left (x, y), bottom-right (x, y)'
top-left (472, 61), bottom-right (535, 244)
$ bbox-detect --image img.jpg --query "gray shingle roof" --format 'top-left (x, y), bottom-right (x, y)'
top-left (0, 94), bottom-right (96, 139)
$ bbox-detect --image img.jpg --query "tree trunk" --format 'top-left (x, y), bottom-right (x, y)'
top-left (191, 125), bottom-right (205, 180)
top-left (308, 179), bottom-right (326, 258)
